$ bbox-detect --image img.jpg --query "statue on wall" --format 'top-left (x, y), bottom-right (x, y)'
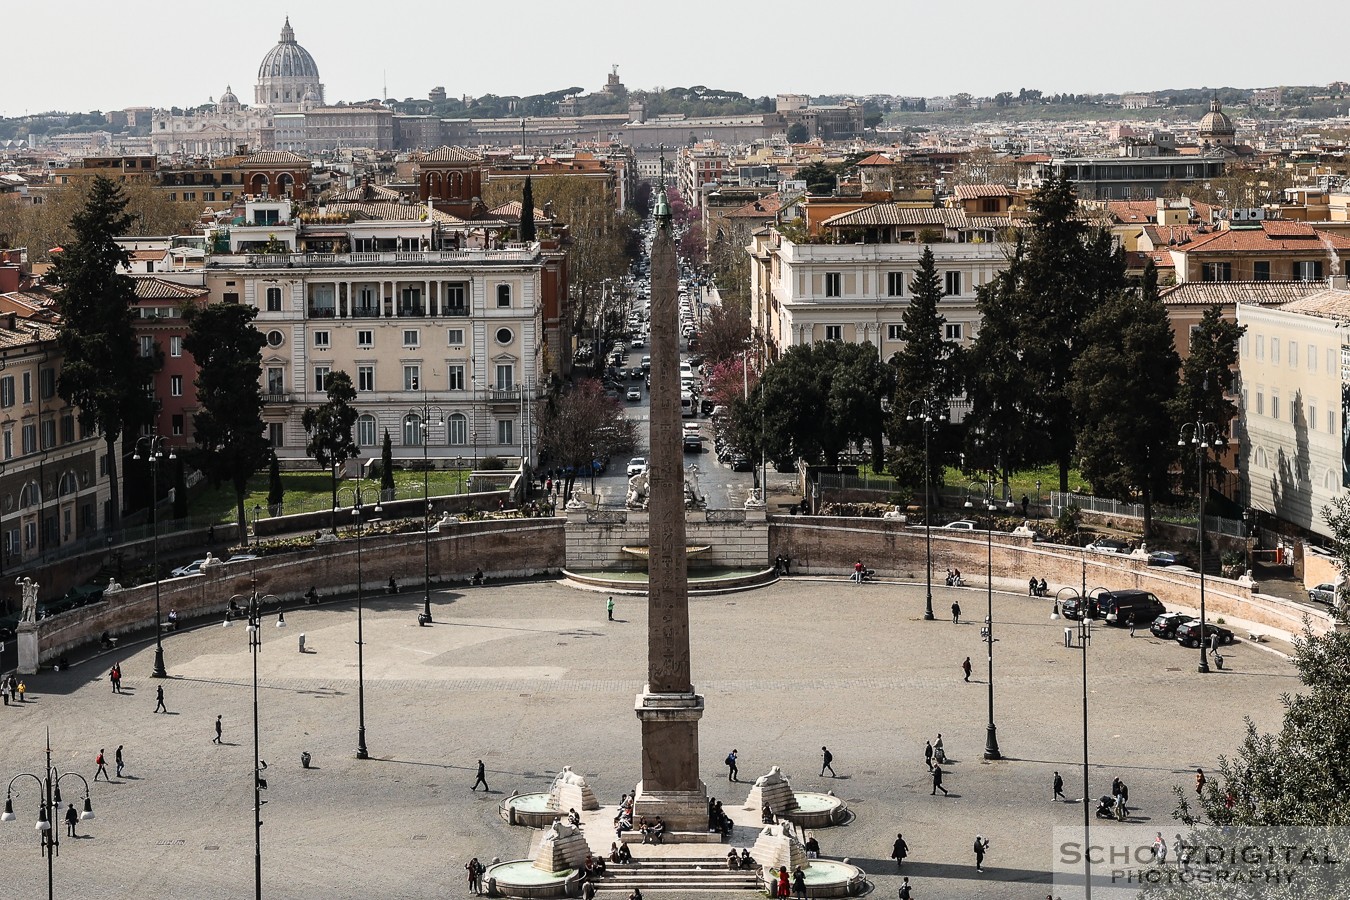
top-left (17, 576), bottom-right (38, 623)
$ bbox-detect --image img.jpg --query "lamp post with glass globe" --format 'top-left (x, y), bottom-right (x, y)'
top-left (132, 435), bottom-right (174, 678)
top-left (2, 728), bottom-right (95, 900)
top-left (337, 485), bottom-right (379, 760)
top-left (408, 404), bottom-right (444, 624)
top-left (1178, 419), bottom-right (1226, 674)
top-left (964, 475), bottom-right (1013, 760)
top-left (907, 397), bottom-right (946, 620)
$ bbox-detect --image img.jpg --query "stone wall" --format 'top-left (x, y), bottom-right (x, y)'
top-left (35, 517), bottom-right (566, 665)
top-left (563, 508), bottom-right (769, 571)
top-left (769, 515), bottom-right (1336, 637)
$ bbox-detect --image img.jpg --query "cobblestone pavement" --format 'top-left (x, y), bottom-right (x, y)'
top-left (0, 577), bottom-right (1294, 899)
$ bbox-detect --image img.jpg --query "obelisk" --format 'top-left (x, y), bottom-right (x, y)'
top-left (631, 179), bottom-right (707, 833)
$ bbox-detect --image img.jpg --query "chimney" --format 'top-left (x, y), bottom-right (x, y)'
top-left (0, 265), bottom-right (18, 294)
top-left (1330, 274), bottom-right (1349, 291)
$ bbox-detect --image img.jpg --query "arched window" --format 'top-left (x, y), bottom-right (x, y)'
top-left (357, 414), bottom-right (377, 448)
top-left (446, 413), bottom-right (467, 446)
top-left (19, 481), bottom-right (40, 508)
top-left (57, 471), bottom-right (77, 496)
top-left (1254, 446), bottom-right (1268, 469)
top-left (1325, 468), bottom-right (1338, 491)
top-left (403, 413), bottom-right (422, 447)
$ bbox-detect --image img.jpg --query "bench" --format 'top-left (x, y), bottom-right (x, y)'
top-left (1247, 631), bottom-right (1267, 643)
top-left (161, 621), bottom-right (178, 633)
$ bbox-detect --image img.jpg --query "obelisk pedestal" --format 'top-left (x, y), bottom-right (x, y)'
top-left (16, 621), bottom-right (38, 674)
top-left (630, 177), bottom-right (708, 835)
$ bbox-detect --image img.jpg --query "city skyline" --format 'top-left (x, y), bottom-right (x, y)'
top-left (5, 0), bottom-right (1349, 119)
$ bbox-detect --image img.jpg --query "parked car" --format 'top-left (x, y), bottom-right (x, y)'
top-left (1147, 550), bottom-right (1188, 567)
top-left (626, 457), bottom-right (647, 477)
top-left (226, 553), bottom-right (261, 565)
top-left (1086, 538), bottom-right (1131, 554)
top-left (943, 520), bottom-right (977, 531)
top-left (626, 387), bottom-right (642, 401)
top-left (1174, 620), bottom-right (1236, 648)
top-left (170, 559), bottom-right (210, 578)
top-left (1150, 612), bottom-right (1195, 639)
top-left (1060, 594), bottom-right (1099, 621)
top-left (730, 453), bottom-right (754, 472)
top-left (1097, 589), bottom-right (1166, 626)
top-left (1308, 582), bottom-right (1340, 606)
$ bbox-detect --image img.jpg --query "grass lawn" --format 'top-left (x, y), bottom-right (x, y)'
top-left (949, 464), bottom-right (1091, 503)
top-left (189, 468), bottom-right (478, 524)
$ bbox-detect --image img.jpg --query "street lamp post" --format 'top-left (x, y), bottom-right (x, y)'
top-left (337, 487), bottom-right (378, 760)
top-left (907, 398), bottom-right (946, 620)
top-left (1075, 607), bottom-right (1093, 899)
top-left (233, 580), bottom-right (275, 900)
top-left (412, 405), bottom-right (444, 625)
top-left (132, 435), bottom-right (174, 679)
top-left (2, 728), bottom-right (96, 900)
top-left (1178, 420), bottom-right (1225, 674)
top-left (965, 477), bottom-right (1011, 761)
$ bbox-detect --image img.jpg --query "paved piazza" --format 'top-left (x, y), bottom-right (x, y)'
top-left (0, 577), bottom-right (1293, 899)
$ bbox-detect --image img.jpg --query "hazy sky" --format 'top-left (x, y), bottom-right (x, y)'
top-left (6, 0), bottom-right (1348, 117)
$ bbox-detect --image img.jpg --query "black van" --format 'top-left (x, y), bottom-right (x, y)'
top-left (1098, 590), bottom-right (1166, 626)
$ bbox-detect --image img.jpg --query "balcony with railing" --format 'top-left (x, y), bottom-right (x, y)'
top-left (211, 242), bottom-right (541, 269)
top-left (307, 305), bottom-right (337, 318)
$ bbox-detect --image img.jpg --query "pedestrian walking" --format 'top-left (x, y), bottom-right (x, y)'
top-left (924, 740), bottom-right (933, 771)
top-left (65, 803), bottom-right (79, 837)
top-left (898, 876), bottom-right (912, 899)
top-left (792, 865), bottom-right (806, 899)
top-left (820, 746), bottom-right (835, 777)
top-left (115, 745), bottom-right (125, 778)
top-left (472, 759), bottom-right (489, 791)
top-left (17, 679), bottom-right (25, 702)
top-left (466, 857), bottom-right (483, 894)
top-left (1127, 613), bottom-right (1136, 637)
top-left (931, 764), bottom-right (948, 796)
top-left (1053, 771), bottom-right (1065, 802)
top-left (726, 749), bottom-right (739, 782)
top-left (934, 733), bottom-right (945, 764)
top-left (1194, 768), bottom-right (1206, 795)
top-left (1153, 832), bottom-right (1167, 864)
top-left (109, 664), bottom-right (120, 693)
top-left (973, 834), bottom-right (989, 871)
top-left (213, 714), bottom-right (223, 744)
top-left (154, 685), bottom-right (167, 713)
top-left (962, 656), bottom-right (972, 682)
top-left (94, 749), bottom-right (109, 782)
top-left (951, 601), bottom-right (961, 624)
top-left (607, 596), bottom-right (615, 621)
top-left (890, 833), bottom-right (909, 869)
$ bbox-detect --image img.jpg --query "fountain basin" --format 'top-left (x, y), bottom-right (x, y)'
top-left (483, 860), bottom-right (578, 899)
top-left (777, 792), bottom-right (849, 829)
top-left (794, 858), bottom-right (867, 898)
top-left (499, 792), bottom-right (555, 827)
top-left (562, 566), bottom-right (777, 595)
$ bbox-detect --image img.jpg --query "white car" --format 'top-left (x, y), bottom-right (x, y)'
top-left (625, 387), bottom-right (642, 401)
top-left (170, 559), bottom-right (209, 577)
top-left (943, 520), bottom-right (977, 530)
top-left (626, 457), bottom-right (647, 477)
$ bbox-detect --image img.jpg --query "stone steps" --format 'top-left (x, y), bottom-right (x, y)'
top-left (593, 858), bottom-right (761, 893)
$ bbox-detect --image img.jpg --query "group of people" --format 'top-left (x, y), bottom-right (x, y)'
top-left (608, 841), bottom-right (633, 865)
top-left (766, 864), bottom-right (807, 899)
top-left (726, 848), bottom-right (755, 870)
top-left (773, 554), bottom-right (791, 575)
top-left (851, 560), bottom-right (872, 584)
top-left (707, 797), bottom-right (733, 837)
top-left (1028, 576), bottom-right (1050, 597)
top-left (945, 568), bottom-right (965, 587)
top-left (107, 662), bottom-right (123, 693)
top-left (1, 673), bottom-right (25, 704)
top-left (1096, 776), bottom-right (1131, 821)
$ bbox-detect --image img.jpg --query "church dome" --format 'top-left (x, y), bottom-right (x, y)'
top-left (257, 18), bottom-right (320, 81)
top-left (1199, 97), bottom-right (1235, 136)
top-left (218, 85), bottom-right (239, 107)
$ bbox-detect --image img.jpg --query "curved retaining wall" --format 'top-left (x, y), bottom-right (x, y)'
top-left (31, 514), bottom-right (1334, 665)
top-left (769, 515), bottom-right (1335, 638)
top-left (36, 517), bottom-right (566, 664)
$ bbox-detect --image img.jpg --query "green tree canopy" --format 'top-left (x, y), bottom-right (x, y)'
top-left (1069, 262), bottom-right (1180, 536)
top-left (183, 301), bottom-right (271, 542)
top-left (51, 175), bottom-right (158, 529)
top-left (302, 371), bottom-right (359, 517)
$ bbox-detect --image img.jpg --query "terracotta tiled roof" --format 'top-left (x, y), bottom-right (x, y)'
top-left (1159, 281), bottom-right (1325, 306)
top-left (725, 193), bottom-right (783, 219)
top-left (488, 200), bottom-right (549, 224)
top-left (1143, 224), bottom-right (1198, 247)
top-left (823, 204), bottom-right (965, 228)
top-left (1106, 200), bottom-right (1159, 224)
top-left (953, 183), bottom-right (1011, 199)
top-left (128, 249), bottom-right (164, 261)
top-left (855, 153), bottom-right (895, 167)
top-left (422, 146), bottom-right (480, 163)
top-left (1125, 250), bottom-right (1175, 270)
top-left (1260, 220), bottom-right (1317, 237)
top-left (1276, 288), bottom-right (1350, 321)
top-left (967, 215), bottom-right (1025, 230)
top-left (1015, 154), bottom-right (1051, 163)
top-left (242, 150), bottom-right (310, 166)
top-left (133, 277), bottom-right (208, 300)
top-left (321, 201), bottom-right (463, 224)
top-left (1178, 225), bottom-right (1350, 253)
top-left (327, 182), bottom-right (403, 202)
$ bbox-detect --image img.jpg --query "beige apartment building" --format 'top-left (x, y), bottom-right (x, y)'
top-left (1237, 287), bottom-right (1350, 538)
top-left (748, 204), bottom-right (1015, 360)
top-left (204, 197), bottom-right (548, 467)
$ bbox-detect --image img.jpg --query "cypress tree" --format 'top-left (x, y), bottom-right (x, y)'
top-left (519, 176), bottom-right (537, 242)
